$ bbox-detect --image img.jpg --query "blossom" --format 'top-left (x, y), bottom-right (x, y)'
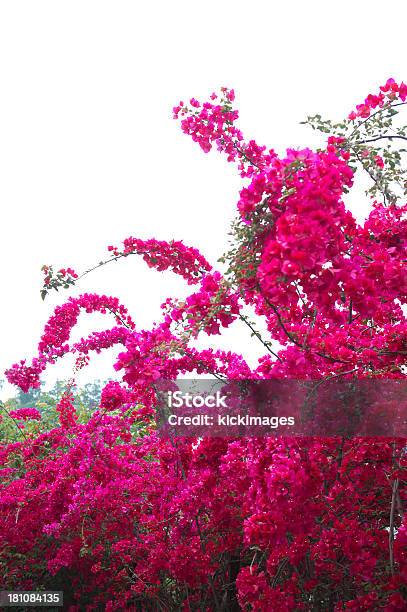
top-left (8, 407), bottom-right (41, 421)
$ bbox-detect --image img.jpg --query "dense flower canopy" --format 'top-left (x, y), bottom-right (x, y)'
top-left (0, 79), bottom-right (406, 611)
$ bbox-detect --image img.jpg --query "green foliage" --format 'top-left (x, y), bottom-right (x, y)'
top-left (302, 101), bottom-right (407, 205)
top-left (0, 379), bottom-right (106, 443)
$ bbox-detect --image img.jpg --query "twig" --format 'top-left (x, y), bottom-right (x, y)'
top-left (389, 478), bottom-right (399, 577)
top-left (356, 134), bottom-right (407, 145)
top-left (262, 295), bottom-right (350, 364)
top-left (239, 313), bottom-right (282, 362)
top-left (0, 400), bottom-right (28, 441)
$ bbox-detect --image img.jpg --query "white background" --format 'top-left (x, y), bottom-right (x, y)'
top-left (0, 1), bottom-right (406, 398)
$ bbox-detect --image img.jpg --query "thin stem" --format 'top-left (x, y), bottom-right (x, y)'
top-left (389, 478), bottom-right (399, 576)
top-left (356, 134), bottom-right (407, 145)
top-left (0, 400), bottom-right (28, 441)
top-left (353, 149), bottom-right (388, 205)
top-left (261, 294), bottom-right (350, 365)
top-left (305, 368), bottom-right (358, 403)
top-left (348, 101), bottom-right (407, 141)
top-left (239, 313), bottom-right (282, 362)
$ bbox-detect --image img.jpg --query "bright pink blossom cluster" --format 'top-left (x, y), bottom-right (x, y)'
top-left (42, 266), bottom-right (78, 286)
top-left (348, 77), bottom-right (407, 120)
top-left (107, 237), bottom-right (212, 284)
top-left (55, 390), bottom-right (78, 428)
top-left (173, 87), bottom-right (239, 156)
top-left (8, 407), bottom-right (42, 421)
top-left (5, 294), bottom-right (134, 392)
top-left (173, 87), bottom-right (276, 177)
top-left (168, 271), bottom-right (241, 336)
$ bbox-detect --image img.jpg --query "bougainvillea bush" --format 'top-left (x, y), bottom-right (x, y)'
top-left (1, 79), bottom-right (406, 611)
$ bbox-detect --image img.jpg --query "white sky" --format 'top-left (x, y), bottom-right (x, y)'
top-left (0, 1), bottom-right (406, 399)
